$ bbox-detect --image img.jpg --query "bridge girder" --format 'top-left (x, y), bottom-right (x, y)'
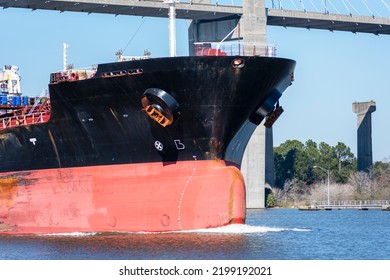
top-left (267, 9), bottom-right (390, 35)
top-left (0, 0), bottom-right (241, 20)
top-left (1, 1), bottom-right (390, 35)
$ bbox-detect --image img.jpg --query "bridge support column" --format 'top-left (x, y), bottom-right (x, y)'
top-left (240, 0), bottom-right (270, 209)
top-left (240, 0), bottom-right (267, 56)
top-left (352, 101), bottom-right (376, 172)
top-left (241, 123), bottom-right (274, 208)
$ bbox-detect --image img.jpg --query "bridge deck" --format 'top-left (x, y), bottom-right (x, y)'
top-left (267, 9), bottom-right (390, 35)
top-left (0, 0), bottom-right (390, 35)
top-left (1, 1), bottom-right (390, 35)
top-left (0, 0), bottom-right (241, 20)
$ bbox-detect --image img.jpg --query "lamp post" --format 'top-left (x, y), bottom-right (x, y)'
top-left (313, 165), bottom-right (330, 206)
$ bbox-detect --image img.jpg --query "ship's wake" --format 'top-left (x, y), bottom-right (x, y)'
top-left (188, 224), bottom-right (311, 234)
top-left (35, 224), bottom-right (310, 237)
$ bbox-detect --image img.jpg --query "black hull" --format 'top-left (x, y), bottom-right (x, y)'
top-left (0, 56), bottom-right (295, 172)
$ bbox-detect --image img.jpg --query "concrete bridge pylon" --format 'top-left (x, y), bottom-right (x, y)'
top-left (352, 101), bottom-right (376, 172)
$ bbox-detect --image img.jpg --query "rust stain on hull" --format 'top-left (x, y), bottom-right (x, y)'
top-left (0, 176), bottom-right (20, 232)
top-left (0, 223), bottom-right (10, 232)
top-left (0, 177), bottom-right (19, 207)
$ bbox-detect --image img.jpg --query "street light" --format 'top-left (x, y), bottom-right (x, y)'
top-left (313, 165), bottom-right (330, 206)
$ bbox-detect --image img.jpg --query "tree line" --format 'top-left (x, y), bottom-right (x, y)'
top-left (269, 139), bottom-right (390, 207)
top-left (274, 139), bottom-right (355, 187)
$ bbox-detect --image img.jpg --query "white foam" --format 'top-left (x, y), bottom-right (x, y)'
top-left (123, 224), bottom-right (312, 234)
top-left (35, 225), bottom-right (310, 236)
top-left (37, 232), bottom-right (97, 237)
top-left (184, 224), bottom-right (311, 234)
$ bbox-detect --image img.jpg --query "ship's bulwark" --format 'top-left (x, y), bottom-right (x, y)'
top-left (0, 56), bottom-right (295, 233)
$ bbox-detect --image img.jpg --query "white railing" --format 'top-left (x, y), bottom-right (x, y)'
top-left (0, 111), bottom-right (50, 129)
top-left (194, 42), bottom-right (277, 57)
top-left (311, 200), bottom-right (390, 208)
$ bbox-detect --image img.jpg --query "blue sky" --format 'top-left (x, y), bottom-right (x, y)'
top-left (0, 0), bottom-right (389, 162)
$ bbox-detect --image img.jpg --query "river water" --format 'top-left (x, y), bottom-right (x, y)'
top-left (1, 209), bottom-right (389, 260)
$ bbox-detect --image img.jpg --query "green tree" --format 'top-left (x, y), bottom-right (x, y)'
top-left (274, 139), bottom-right (356, 188)
top-left (274, 140), bottom-right (305, 188)
top-left (333, 142), bottom-right (356, 183)
top-left (318, 142), bottom-right (336, 170)
top-left (266, 192), bottom-right (277, 208)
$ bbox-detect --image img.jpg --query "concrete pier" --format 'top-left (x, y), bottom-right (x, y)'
top-left (240, 0), bottom-right (270, 208)
top-left (352, 101), bottom-right (376, 171)
top-left (241, 123), bottom-right (274, 208)
top-left (240, 0), bottom-right (267, 56)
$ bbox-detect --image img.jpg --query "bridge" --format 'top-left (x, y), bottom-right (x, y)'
top-left (1, 0), bottom-right (390, 208)
top-left (2, 0), bottom-right (390, 34)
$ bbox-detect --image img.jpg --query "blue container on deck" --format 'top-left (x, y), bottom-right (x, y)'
top-left (16, 96), bottom-right (21, 106)
top-left (0, 94), bottom-right (6, 105)
top-left (23, 96), bottom-right (29, 106)
top-left (11, 96), bottom-right (16, 106)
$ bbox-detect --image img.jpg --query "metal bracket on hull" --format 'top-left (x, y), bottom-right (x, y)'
top-left (144, 105), bottom-right (171, 127)
top-left (141, 88), bottom-right (181, 127)
top-left (249, 90), bottom-right (282, 126)
top-left (264, 105), bottom-right (284, 128)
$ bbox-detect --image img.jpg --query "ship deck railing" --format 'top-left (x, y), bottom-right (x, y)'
top-left (194, 42), bottom-right (277, 57)
top-left (0, 111), bottom-right (50, 129)
top-left (0, 100), bottom-right (51, 129)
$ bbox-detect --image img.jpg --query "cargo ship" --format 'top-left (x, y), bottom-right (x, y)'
top-left (0, 42), bottom-right (295, 234)
top-left (0, 1), bottom-right (296, 235)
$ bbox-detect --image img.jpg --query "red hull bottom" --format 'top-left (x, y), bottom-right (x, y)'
top-left (0, 160), bottom-right (245, 234)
